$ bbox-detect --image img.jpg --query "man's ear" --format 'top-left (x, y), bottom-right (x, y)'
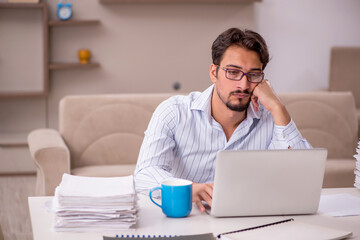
top-left (210, 64), bottom-right (218, 84)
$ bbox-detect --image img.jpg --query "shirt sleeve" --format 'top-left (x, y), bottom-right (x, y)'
top-left (268, 119), bottom-right (312, 149)
top-left (134, 100), bottom-right (179, 196)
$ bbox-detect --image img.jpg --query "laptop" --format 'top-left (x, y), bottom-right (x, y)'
top-left (210, 148), bottom-right (327, 217)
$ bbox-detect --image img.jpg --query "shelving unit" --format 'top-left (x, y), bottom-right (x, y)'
top-left (0, 3), bottom-right (100, 147)
top-left (0, 3), bottom-right (48, 151)
top-left (0, 3), bottom-right (48, 98)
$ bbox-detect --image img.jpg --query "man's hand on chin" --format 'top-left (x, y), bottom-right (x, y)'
top-left (251, 79), bottom-right (291, 126)
top-left (192, 182), bottom-right (213, 212)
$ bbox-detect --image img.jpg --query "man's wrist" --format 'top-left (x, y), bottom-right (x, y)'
top-left (270, 104), bottom-right (291, 126)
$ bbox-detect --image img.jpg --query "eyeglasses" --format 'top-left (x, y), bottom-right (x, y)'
top-left (217, 65), bottom-right (264, 83)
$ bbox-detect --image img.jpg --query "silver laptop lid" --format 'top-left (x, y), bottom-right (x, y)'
top-left (211, 149), bottom-right (327, 217)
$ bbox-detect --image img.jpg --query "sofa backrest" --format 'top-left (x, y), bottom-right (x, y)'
top-left (59, 94), bottom-right (173, 169)
top-left (279, 91), bottom-right (358, 159)
top-left (59, 91), bottom-right (358, 169)
top-left (329, 47), bottom-right (360, 108)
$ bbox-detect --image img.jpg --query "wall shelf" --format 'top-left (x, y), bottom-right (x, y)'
top-left (100, 0), bottom-right (260, 3)
top-left (48, 19), bottom-right (101, 71)
top-left (0, 133), bottom-right (28, 147)
top-left (0, 3), bottom-right (45, 8)
top-left (49, 63), bottom-right (100, 70)
top-left (0, 92), bottom-right (47, 99)
top-left (48, 19), bottom-right (100, 27)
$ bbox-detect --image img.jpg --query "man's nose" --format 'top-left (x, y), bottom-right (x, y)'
top-left (235, 75), bottom-right (250, 90)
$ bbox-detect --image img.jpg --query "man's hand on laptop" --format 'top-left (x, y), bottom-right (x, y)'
top-left (193, 182), bottom-right (213, 212)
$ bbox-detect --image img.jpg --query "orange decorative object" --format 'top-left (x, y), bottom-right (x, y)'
top-left (78, 49), bottom-right (91, 64)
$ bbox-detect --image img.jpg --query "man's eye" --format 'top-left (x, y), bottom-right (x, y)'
top-left (249, 73), bottom-right (262, 78)
top-left (228, 70), bottom-right (241, 75)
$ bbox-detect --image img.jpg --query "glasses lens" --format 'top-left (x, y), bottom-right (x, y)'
top-left (248, 73), bottom-right (263, 83)
top-left (225, 69), bottom-right (243, 80)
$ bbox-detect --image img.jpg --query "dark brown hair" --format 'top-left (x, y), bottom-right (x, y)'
top-left (211, 28), bottom-right (270, 70)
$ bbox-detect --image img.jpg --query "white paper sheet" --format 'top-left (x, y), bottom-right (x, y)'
top-left (318, 193), bottom-right (360, 217)
top-left (58, 174), bottom-right (135, 197)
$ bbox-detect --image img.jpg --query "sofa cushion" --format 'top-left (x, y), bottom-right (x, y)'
top-left (71, 164), bottom-right (136, 177)
top-left (357, 109), bottom-right (360, 137)
top-left (329, 47), bottom-right (360, 107)
top-left (323, 159), bottom-right (356, 188)
top-left (279, 92), bottom-right (358, 159)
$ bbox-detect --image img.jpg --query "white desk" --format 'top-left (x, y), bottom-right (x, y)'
top-left (29, 188), bottom-right (360, 240)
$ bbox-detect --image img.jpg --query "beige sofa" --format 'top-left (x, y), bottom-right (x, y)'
top-left (28, 91), bottom-right (358, 196)
top-left (329, 47), bottom-right (360, 137)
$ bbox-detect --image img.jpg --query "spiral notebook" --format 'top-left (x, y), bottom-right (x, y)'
top-left (103, 233), bottom-right (215, 240)
top-left (218, 218), bottom-right (352, 240)
top-left (103, 218), bottom-right (352, 240)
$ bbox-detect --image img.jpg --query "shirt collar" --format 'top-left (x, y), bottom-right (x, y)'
top-left (247, 101), bottom-right (263, 120)
top-left (190, 84), bottom-right (214, 112)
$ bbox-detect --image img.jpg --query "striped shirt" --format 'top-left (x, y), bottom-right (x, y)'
top-left (134, 85), bottom-right (311, 194)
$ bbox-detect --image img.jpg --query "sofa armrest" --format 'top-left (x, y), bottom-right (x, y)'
top-left (28, 129), bottom-right (70, 196)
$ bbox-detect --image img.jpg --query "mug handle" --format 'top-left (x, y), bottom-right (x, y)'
top-left (149, 187), bottom-right (162, 208)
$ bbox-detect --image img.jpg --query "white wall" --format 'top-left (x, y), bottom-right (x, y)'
top-left (255, 0), bottom-right (360, 92)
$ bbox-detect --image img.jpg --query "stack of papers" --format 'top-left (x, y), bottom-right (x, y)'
top-left (355, 139), bottom-right (360, 189)
top-left (52, 174), bottom-right (138, 232)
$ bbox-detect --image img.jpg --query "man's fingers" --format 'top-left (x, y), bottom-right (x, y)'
top-left (204, 184), bottom-right (213, 197)
top-left (192, 182), bottom-right (214, 212)
top-left (200, 191), bottom-right (212, 207)
top-left (251, 95), bottom-right (259, 112)
top-left (195, 200), bottom-right (205, 212)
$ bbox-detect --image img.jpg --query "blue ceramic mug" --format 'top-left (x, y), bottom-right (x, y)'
top-left (149, 178), bottom-right (192, 218)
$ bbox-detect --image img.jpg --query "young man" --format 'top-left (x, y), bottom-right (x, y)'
top-left (134, 28), bottom-right (311, 212)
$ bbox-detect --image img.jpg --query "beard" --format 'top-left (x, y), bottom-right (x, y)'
top-left (216, 88), bottom-right (252, 112)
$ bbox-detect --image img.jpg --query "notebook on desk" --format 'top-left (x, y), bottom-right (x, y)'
top-left (210, 149), bottom-right (328, 217)
top-left (217, 218), bottom-right (352, 240)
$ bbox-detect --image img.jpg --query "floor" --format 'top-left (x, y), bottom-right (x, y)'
top-left (0, 174), bottom-right (36, 240)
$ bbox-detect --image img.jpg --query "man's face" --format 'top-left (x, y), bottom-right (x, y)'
top-left (210, 45), bottom-right (263, 112)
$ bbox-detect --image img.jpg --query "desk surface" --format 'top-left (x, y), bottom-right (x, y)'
top-left (29, 188), bottom-right (360, 240)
